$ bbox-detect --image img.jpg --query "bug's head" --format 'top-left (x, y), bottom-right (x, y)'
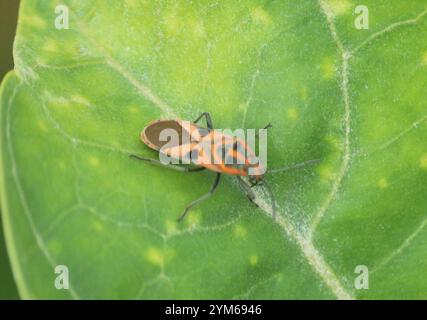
top-left (248, 174), bottom-right (264, 185)
top-left (247, 162), bottom-right (266, 185)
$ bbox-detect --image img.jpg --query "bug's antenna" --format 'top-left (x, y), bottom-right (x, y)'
top-left (263, 180), bottom-right (276, 220)
top-left (267, 158), bottom-right (321, 174)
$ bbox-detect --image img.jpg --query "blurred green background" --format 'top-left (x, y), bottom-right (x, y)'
top-left (0, 0), bottom-right (20, 299)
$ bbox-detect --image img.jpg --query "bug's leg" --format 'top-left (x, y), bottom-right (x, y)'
top-left (238, 177), bottom-right (276, 220)
top-left (193, 112), bottom-right (213, 129)
top-left (255, 123), bottom-right (272, 137)
top-left (129, 154), bottom-right (205, 172)
top-left (236, 176), bottom-right (259, 208)
top-left (267, 158), bottom-right (321, 174)
top-left (177, 173), bottom-right (221, 222)
top-left (250, 180), bottom-right (261, 188)
top-left (263, 123), bottom-right (272, 130)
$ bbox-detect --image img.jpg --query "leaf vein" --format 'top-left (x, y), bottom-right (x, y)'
top-left (4, 83), bottom-right (81, 299)
top-left (372, 215), bottom-right (427, 274)
top-left (352, 8), bottom-right (427, 54)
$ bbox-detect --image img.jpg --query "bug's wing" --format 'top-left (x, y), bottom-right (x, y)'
top-left (141, 119), bottom-right (210, 151)
top-left (141, 120), bottom-right (183, 151)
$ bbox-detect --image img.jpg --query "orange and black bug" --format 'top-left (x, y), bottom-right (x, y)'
top-left (130, 112), bottom-right (319, 222)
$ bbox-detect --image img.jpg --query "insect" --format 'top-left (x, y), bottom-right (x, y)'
top-left (130, 112), bottom-right (319, 222)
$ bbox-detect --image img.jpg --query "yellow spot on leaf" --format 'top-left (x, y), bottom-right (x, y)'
top-left (250, 255), bottom-right (259, 266)
top-left (238, 102), bottom-right (247, 111)
top-left (324, 0), bottom-right (352, 16)
top-left (234, 225), bottom-right (247, 238)
top-left (300, 87), bottom-right (309, 101)
top-left (58, 161), bottom-right (66, 170)
top-left (325, 135), bottom-right (342, 151)
top-left (22, 15), bottom-right (47, 29)
top-left (251, 6), bottom-right (272, 26)
top-left (129, 106), bottom-right (139, 113)
top-left (319, 166), bottom-right (335, 181)
top-left (378, 178), bottom-right (388, 189)
top-left (93, 221), bottom-right (104, 232)
top-left (321, 57), bottom-right (336, 79)
top-left (38, 120), bottom-right (48, 133)
top-left (422, 52), bottom-right (427, 66)
top-left (125, 0), bottom-right (139, 8)
top-left (88, 156), bottom-right (100, 167)
top-left (190, 19), bottom-right (206, 38)
top-left (165, 219), bottom-right (178, 236)
top-left (48, 240), bottom-right (62, 255)
top-left (186, 211), bottom-right (201, 227)
top-left (287, 108), bottom-right (299, 120)
top-left (420, 153), bottom-right (427, 169)
top-left (145, 247), bottom-right (164, 267)
top-left (43, 40), bottom-right (58, 52)
top-left (164, 13), bottom-right (180, 35)
top-left (111, 140), bottom-right (121, 148)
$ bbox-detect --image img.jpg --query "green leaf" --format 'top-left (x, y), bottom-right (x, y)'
top-left (0, 214), bottom-right (19, 299)
top-left (1, 0), bottom-right (427, 299)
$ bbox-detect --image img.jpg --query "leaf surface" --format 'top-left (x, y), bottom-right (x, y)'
top-left (1, 0), bottom-right (427, 299)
